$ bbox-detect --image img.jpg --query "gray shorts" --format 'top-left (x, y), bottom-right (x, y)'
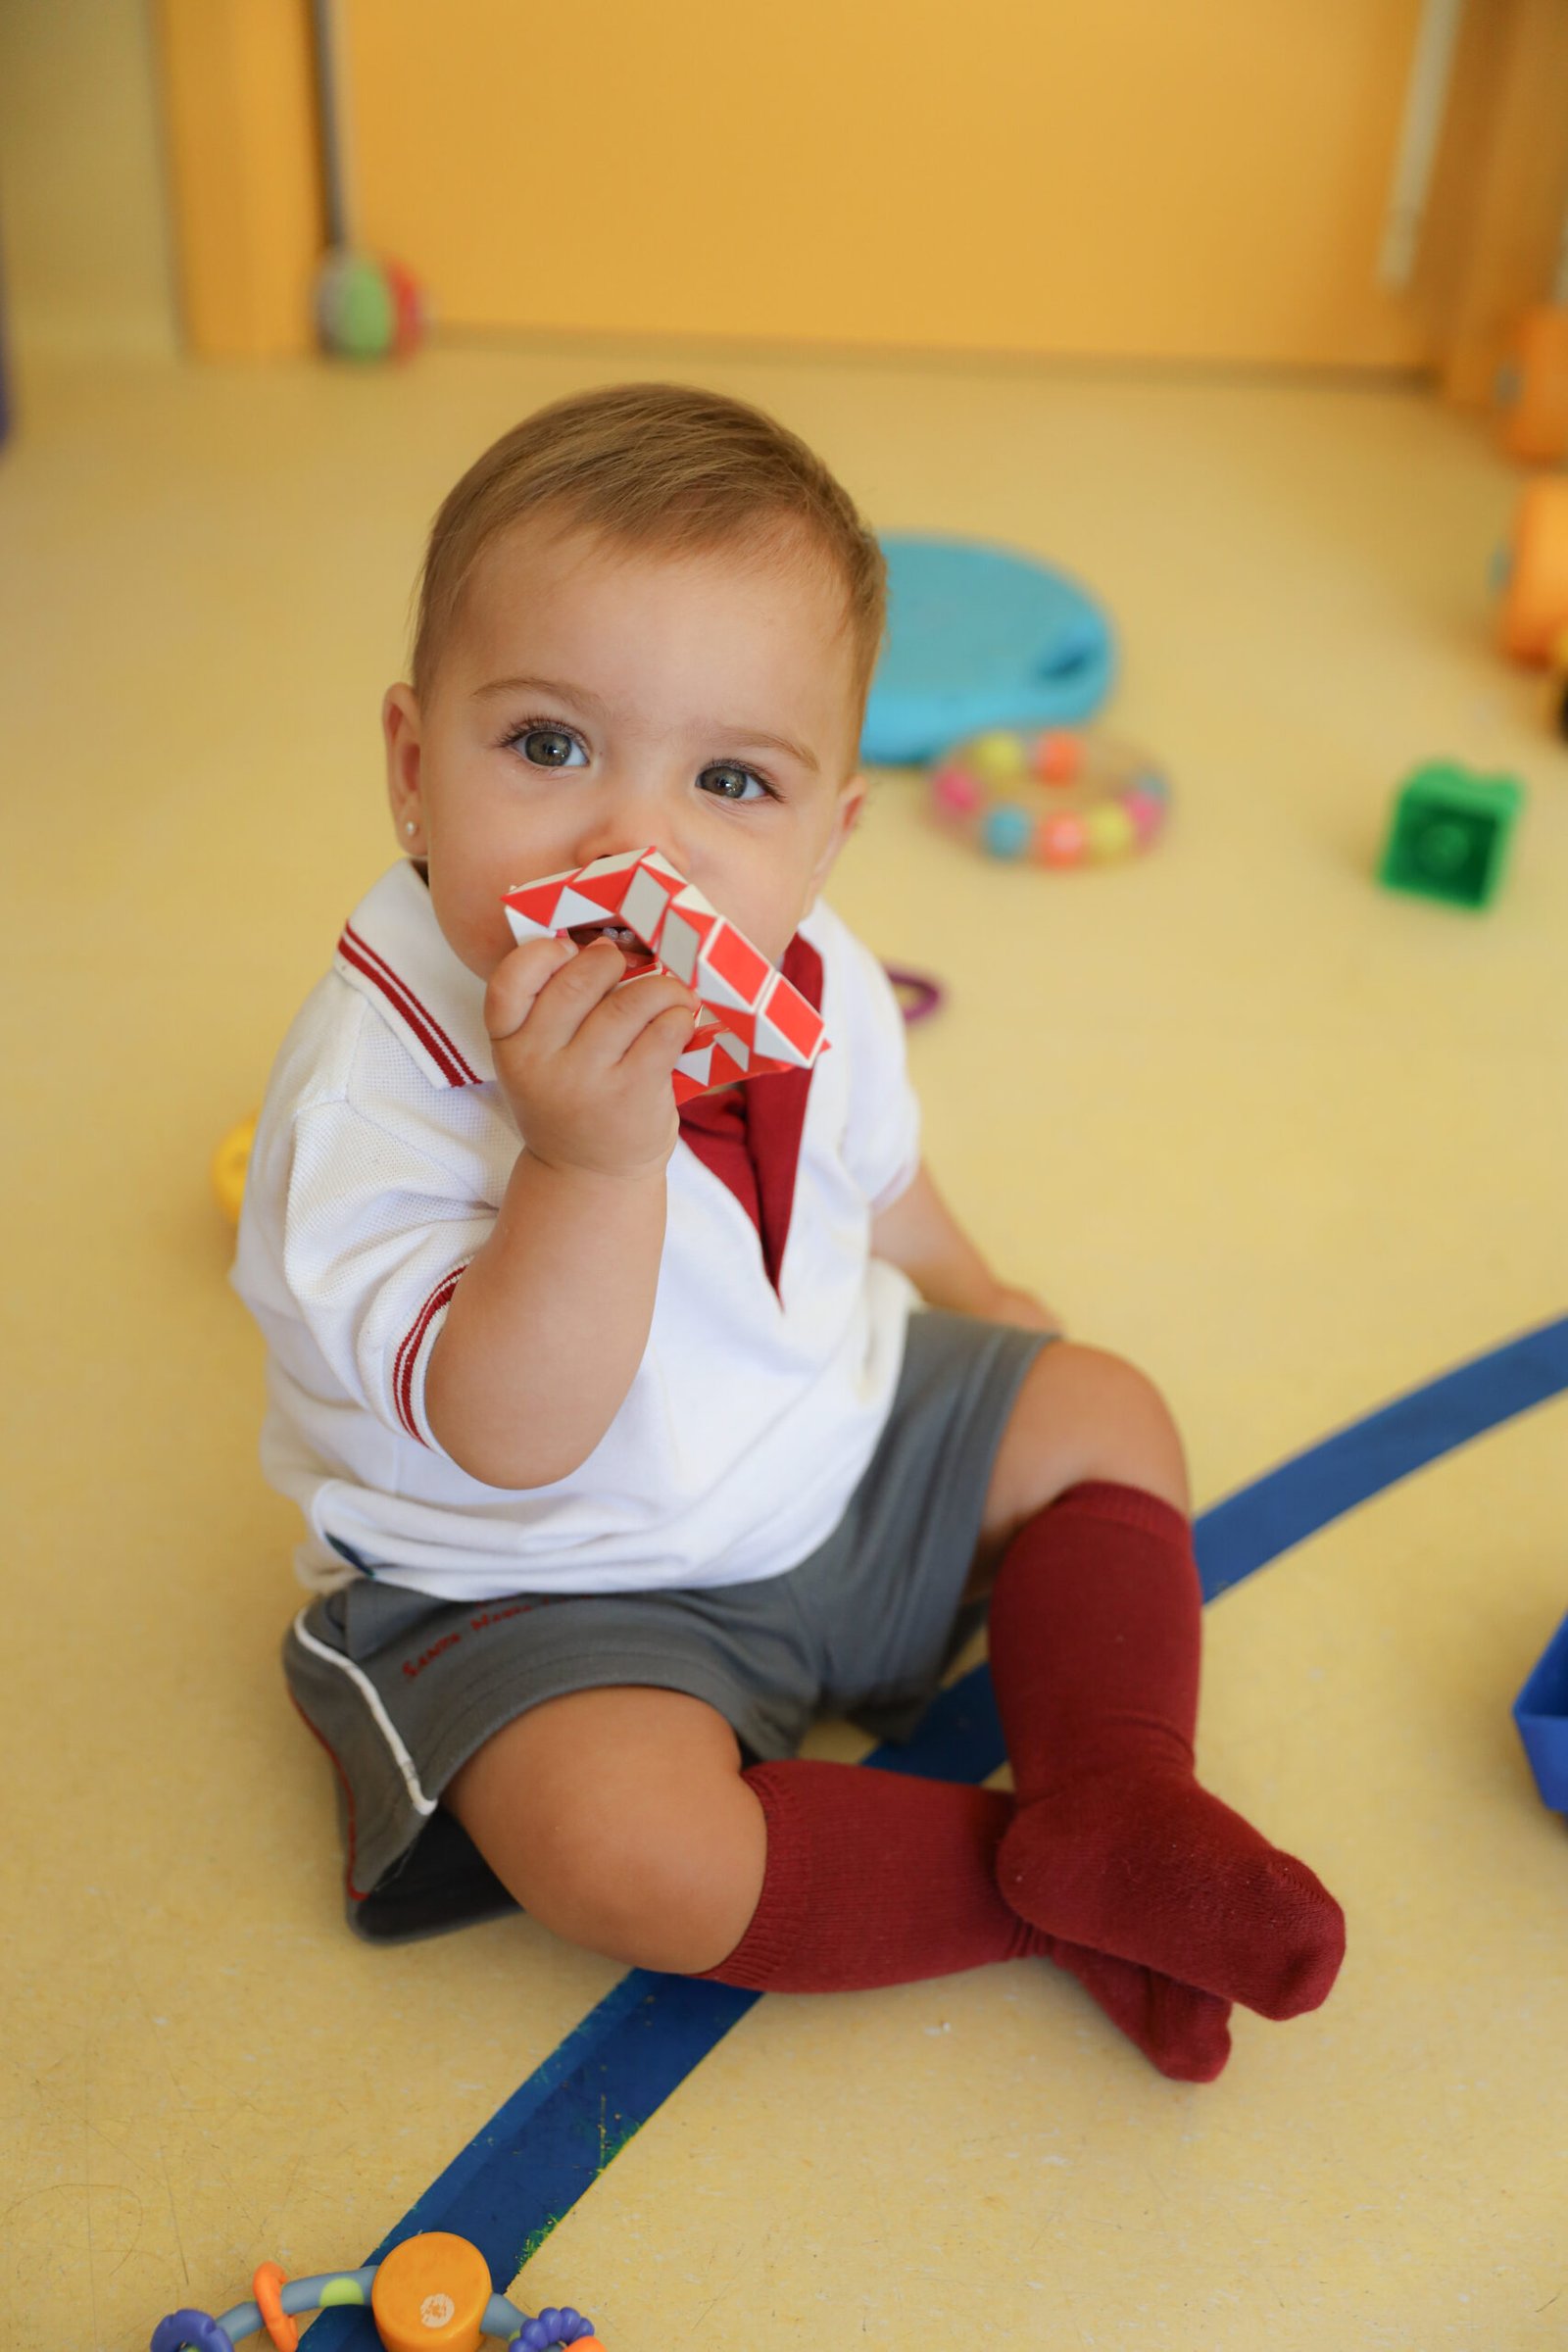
top-left (283, 1306), bottom-right (1052, 1941)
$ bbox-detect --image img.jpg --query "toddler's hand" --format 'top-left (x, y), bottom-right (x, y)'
top-left (484, 934), bottom-right (701, 1180)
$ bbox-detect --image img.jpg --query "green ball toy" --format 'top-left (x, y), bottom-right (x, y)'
top-left (314, 248), bottom-right (426, 361)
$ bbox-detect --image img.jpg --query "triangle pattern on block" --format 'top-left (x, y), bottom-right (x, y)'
top-left (754, 969), bottom-right (826, 1064)
top-left (503, 878), bottom-right (567, 929)
top-left (622, 865), bottom-right (680, 945)
top-left (696, 931), bottom-right (770, 1013)
top-left (503, 900), bottom-right (552, 944)
top-left (568, 860), bottom-right (643, 915)
top-left (712, 919), bottom-right (770, 984)
top-left (577, 849), bottom-right (647, 883)
top-left (657, 910), bottom-right (702, 984)
top-left (500, 849), bottom-right (829, 1102)
top-left (665, 883), bottom-right (722, 939)
top-left (753, 1010), bottom-right (814, 1068)
top-left (552, 885), bottom-right (626, 934)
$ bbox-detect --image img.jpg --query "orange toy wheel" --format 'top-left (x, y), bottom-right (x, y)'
top-left (1498, 477), bottom-right (1568, 662)
top-left (370, 2232), bottom-right (491, 2352)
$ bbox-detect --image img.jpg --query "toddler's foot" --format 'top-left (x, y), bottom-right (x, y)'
top-left (999, 1767), bottom-right (1345, 2022)
top-left (1043, 1936), bottom-right (1232, 2082)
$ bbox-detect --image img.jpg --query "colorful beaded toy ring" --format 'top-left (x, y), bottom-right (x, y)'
top-left (150, 2230), bottom-right (603, 2352)
top-left (929, 726), bottom-right (1172, 866)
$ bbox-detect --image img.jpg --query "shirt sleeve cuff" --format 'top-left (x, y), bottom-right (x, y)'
top-left (389, 1262), bottom-right (470, 1450)
top-left (868, 1135), bottom-right (921, 1215)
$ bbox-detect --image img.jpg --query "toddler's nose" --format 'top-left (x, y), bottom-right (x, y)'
top-left (571, 829), bottom-right (691, 886)
top-left (565, 774), bottom-right (698, 886)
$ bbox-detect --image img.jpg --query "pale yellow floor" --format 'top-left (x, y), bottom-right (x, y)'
top-left (3, 335), bottom-right (1567, 2352)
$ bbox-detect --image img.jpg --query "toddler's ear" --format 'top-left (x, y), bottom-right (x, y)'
top-left (383, 683), bottom-right (424, 847)
top-left (810, 770), bottom-right (870, 891)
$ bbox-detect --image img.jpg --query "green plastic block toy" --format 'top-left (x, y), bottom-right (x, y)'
top-left (1377, 761), bottom-right (1525, 908)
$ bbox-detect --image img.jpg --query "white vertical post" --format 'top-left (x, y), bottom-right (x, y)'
top-left (1377, 0), bottom-right (1466, 289)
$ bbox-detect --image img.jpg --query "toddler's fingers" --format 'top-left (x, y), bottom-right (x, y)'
top-left (484, 934), bottom-right (579, 1043)
top-left (584, 965), bottom-right (701, 1064)
top-left (497, 932), bottom-right (639, 1056)
top-left (615, 994), bottom-right (704, 1083)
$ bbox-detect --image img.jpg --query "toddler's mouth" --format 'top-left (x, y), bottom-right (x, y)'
top-left (565, 919), bottom-right (658, 974)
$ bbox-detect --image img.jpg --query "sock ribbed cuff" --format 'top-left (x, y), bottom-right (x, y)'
top-left (696, 1760), bottom-right (807, 1991)
top-left (695, 1761), bottom-right (1041, 1992)
top-left (1050, 1478), bottom-right (1191, 1545)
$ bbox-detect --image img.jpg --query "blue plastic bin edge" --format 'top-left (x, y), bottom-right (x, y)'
top-left (1512, 1606), bottom-right (1568, 1811)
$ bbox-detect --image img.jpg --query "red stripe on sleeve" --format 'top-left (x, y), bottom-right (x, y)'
top-left (393, 1264), bottom-right (468, 1444)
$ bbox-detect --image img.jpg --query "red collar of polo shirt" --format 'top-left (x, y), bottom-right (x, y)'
top-left (676, 932), bottom-right (824, 1297)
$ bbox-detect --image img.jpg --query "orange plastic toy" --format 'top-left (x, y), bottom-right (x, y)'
top-left (1494, 306), bottom-right (1568, 466)
top-left (371, 2233), bottom-right (492, 2352)
top-left (250, 2265), bottom-right (296, 2352)
top-left (1496, 476), bottom-right (1568, 663)
top-left (149, 2230), bottom-right (603, 2349)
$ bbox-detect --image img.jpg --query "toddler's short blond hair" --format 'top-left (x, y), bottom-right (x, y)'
top-left (411, 382), bottom-right (887, 757)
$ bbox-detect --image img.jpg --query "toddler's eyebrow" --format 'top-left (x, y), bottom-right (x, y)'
top-left (473, 673), bottom-right (819, 773)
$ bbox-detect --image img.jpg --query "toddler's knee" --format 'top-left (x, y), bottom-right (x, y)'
top-left (518, 1787), bottom-right (761, 1976)
top-left (1054, 1343), bottom-right (1190, 1511)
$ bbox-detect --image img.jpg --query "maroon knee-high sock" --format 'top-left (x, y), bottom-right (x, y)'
top-left (988, 1481), bottom-right (1346, 2020)
top-left (695, 1758), bottom-right (1232, 2082)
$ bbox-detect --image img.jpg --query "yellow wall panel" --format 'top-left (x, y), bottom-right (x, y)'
top-left (156, 0), bottom-right (323, 359)
top-left (343, 0), bottom-right (1440, 367)
top-left (0, 0), bottom-right (177, 357)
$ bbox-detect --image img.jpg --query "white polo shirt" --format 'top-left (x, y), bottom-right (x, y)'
top-left (231, 859), bottom-right (922, 1601)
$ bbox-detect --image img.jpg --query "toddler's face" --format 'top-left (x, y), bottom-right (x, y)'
top-left (384, 516), bottom-right (869, 981)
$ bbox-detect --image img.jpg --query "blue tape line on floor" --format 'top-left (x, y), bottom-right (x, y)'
top-left (300, 1311), bottom-right (1568, 2348)
top-left (1196, 1312), bottom-right (1568, 1601)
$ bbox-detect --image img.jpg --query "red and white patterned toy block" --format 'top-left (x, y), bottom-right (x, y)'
top-left (502, 849), bottom-right (828, 1102)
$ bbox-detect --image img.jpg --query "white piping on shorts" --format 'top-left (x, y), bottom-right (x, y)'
top-left (291, 1607), bottom-right (438, 1816)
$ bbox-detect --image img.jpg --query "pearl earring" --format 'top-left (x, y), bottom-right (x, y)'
top-left (404, 820), bottom-right (416, 836)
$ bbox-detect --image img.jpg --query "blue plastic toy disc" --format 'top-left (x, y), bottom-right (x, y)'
top-left (859, 534), bottom-right (1116, 766)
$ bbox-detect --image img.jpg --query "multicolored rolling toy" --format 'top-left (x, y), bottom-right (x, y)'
top-left (150, 2230), bottom-right (603, 2352)
top-left (928, 726), bottom-right (1172, 867)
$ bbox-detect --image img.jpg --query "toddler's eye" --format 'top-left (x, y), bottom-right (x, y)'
top-left (509, 724), bottom-right (586, 769)
top-left (700, 761), bottom-right (770, 804)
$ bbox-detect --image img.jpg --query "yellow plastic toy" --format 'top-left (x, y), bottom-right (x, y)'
top-left (211, 1116), bottom-right (256, 1224)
